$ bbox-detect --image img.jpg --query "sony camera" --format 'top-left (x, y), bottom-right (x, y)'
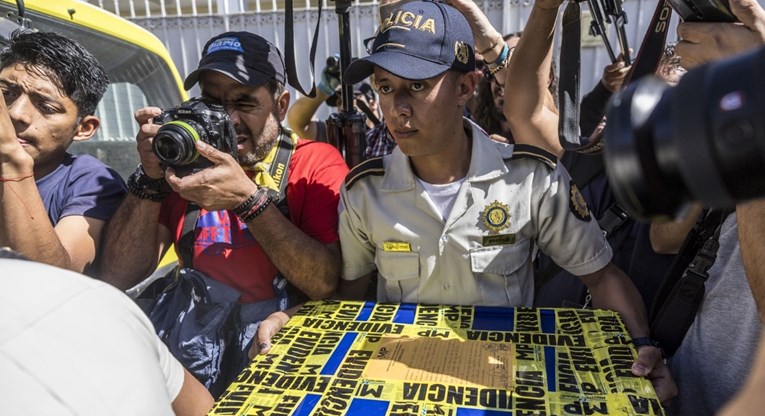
top-left (666, 0), bottom-right (736, 22)
top-left (152, 97), bottom-right (237, 176)
top-left (604, 46), bottom-right (765, 221)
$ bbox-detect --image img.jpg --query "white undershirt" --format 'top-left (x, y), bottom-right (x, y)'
top-left (416, 177), bottom-right (465, 221)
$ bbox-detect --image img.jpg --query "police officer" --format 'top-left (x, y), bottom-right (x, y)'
top-left (336, 0), bottom-right (676, 402)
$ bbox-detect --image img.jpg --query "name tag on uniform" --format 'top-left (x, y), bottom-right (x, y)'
top-left (383, 242), bottom-right (411, 252)
top-left (482, 234), bottom-right (516, 246)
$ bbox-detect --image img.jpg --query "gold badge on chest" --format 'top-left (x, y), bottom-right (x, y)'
top-left (482, 200), bottom-right (511, 234)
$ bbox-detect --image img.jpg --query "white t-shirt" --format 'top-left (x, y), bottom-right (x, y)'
top-left (0, 259), bottom-right (185, 416)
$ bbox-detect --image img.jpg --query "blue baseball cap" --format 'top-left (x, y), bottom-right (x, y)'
top-left (184, 31), bottom-right (286, 91)
top-left (344, 0), bottom-right (475, 84)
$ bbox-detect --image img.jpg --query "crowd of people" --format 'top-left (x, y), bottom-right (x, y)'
top-left (1, 0), bottom-right (765, 414)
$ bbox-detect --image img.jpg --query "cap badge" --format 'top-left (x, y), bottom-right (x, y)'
top-left (455, 41), bottom-right (470, 65)
top-left (206, 37), bottom-right (244, 54)
top-left (482, 200), bottom-right (511, 234)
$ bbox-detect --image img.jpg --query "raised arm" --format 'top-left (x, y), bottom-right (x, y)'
top-left (504, 0), bottom-right (563, 157)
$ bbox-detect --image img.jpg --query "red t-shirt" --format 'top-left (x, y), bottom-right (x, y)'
top-left (159, 139), bottom-right (349, 303)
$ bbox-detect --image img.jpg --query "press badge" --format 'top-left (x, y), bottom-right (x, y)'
top-left (383, 242), bottom-right (412, 252)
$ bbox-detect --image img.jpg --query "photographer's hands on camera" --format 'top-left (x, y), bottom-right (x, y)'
top-left (134, 106), bottom-right (259, 212)
top-left (676, 0), bottom-right (765, 68)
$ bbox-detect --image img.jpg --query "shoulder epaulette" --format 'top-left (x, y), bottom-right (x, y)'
top-left (509, 144), bottom-right (557, 170)
top-left (345, 157), bottom-right (385, 190)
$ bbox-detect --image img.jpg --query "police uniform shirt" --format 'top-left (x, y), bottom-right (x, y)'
top-left (338, 120), bottom-right (613, 306)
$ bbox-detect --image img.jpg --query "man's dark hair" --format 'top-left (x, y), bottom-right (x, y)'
top-left (0, 30), bottom-right (109, 117)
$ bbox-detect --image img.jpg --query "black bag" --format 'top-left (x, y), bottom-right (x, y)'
top-left (137, 267), bottom-right (244, 397)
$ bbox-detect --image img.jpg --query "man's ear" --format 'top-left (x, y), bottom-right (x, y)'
top-left (277, 89), bottom-right (291, 122)
top-left (72, 115), bottom-right (100, 142)
top-left (456, 70), bottom-right (479, 106)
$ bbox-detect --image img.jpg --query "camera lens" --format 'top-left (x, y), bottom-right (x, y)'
top-left (152, 121), bottom-right (202, 166)
top-left (605, 47), bottom-right (765, 221)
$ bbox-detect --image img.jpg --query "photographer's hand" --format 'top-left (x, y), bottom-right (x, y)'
top-left (134, 107), bottom-right (165, 179)
top-left (165, 140), bottom-right (255, 212)
top-left (318, 54), bottom-right (341, 97)
top-left (601, 51), bottom-right (631, 92)
top-left (676, 0), bottom-right (765, 69)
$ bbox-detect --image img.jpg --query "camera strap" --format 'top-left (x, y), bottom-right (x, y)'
top-left (284, 0), bottom-right (323, 97)
top-left (648, 208), bottom-right (731, 357)
top-left (250, 129), bottom-right (298, 208)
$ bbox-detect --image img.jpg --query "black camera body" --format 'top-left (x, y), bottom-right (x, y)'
top-left (152, 97), bottom-right (237, 176)
top-left (666, 0), bottom-right (736, 22)
top-left (604, 46), bottom-right (765, 221)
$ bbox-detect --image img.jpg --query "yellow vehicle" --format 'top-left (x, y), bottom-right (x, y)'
top-left (0, 0), bottom-right (185, 268)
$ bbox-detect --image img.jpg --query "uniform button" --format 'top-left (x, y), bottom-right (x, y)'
top-left (441, 235), bottom-right (448, 242)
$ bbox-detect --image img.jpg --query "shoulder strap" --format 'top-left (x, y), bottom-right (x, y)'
top-left (649, 208), bottom-right (731, 357)
top-left (269, 129), bottom-right (298, 218)
top-left (345, 156), bottom-right (384, 190)
top-left (510, 144), bottom-right (557, 170)
top-left (178, 202), bottom-right (201, 269)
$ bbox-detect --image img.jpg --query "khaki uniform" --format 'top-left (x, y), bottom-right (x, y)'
top-left (339, 121), bottom-right (612, 306)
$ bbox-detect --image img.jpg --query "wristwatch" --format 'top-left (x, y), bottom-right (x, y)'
top-left (127, 164), bottom-right (171, 202)
top-left (632, 337), bottom-right (665, 358)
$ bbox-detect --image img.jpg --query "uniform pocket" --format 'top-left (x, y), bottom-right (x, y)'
top-left (469, 240), bottom-right (532, 305)
top-left (375, 250), bottom-right (420, 303)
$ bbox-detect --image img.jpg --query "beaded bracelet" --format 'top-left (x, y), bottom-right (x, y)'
top-left (233, 188), bottom-right (269, 218)
top-left (127, 166), bottom-right (171, 202)
top-left (239, 194), bottom-right (273, 223)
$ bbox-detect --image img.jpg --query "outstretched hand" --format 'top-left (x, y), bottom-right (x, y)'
top-left (247, 310), bottom-right (292, 359)
top-left (676, 0), bottom-right (765, 69)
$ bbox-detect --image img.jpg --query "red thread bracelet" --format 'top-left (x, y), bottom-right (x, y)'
top-left (0, 173), bottom-right (34, 182)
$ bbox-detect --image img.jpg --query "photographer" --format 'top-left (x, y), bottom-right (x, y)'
top-left (646, 0), bottom-right (765, 413)
top-left (445, 0), bottom-right (676, 403)
top-left (100, 32), bottom-right (349, 394)
top-left (0, 31), bottom-right (126, 276)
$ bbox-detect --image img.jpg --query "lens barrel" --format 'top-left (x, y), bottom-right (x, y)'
top-left (604, 46), bottom-right (765, 221)
top-left (152, 121), bottom-right (201, 166)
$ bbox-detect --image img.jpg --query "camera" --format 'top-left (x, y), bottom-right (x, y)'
top-left (326, 54), bottom-right (340, 78)
top-left (604, 46), bottom-right (765, 221)
top-left (152, 97), bottom-right (237, 176)
top-left (666, 0), bottom-right (736, 22)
